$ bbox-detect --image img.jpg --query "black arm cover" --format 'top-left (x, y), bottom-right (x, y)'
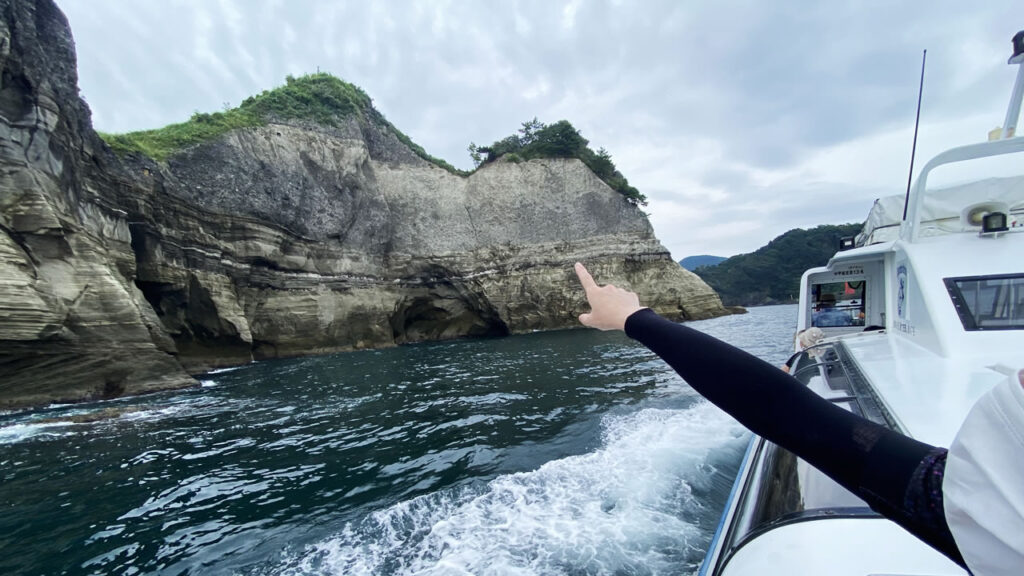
top-left (624, 308), bottom-right (965, 568)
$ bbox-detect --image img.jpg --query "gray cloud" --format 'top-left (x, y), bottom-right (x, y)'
top-left (58, 0), bottom-right (1022, 259)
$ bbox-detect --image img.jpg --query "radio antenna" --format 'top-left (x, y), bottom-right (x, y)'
top-left (902, 50), bottom-right (927, 221)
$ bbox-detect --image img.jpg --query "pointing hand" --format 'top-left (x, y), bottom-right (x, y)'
top-left (574, 262), bottom-right (644, 331)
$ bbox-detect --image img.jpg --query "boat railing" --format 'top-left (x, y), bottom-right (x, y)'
top-left (902, 136), bottom-right (1024, 242)
top-left (903, 36), bottom-right (1024, 243)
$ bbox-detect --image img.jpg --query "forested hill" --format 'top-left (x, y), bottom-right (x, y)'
top-left (693, 223), bottom-right (863, 306)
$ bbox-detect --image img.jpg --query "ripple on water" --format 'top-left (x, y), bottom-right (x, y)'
top-left (1, 305), bottom-right (796, 576)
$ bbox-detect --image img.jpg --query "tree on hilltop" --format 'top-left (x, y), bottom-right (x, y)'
top-left (469, 118), bottom-right (647, 206)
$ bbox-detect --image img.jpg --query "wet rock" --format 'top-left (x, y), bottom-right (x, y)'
top-left (36, 405), bottom-right (146, 425)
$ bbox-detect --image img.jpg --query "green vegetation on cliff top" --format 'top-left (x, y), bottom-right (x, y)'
top-left (98, 73), bottom-right (463, 173)
top-left (99, 74), bottom-right (648, 203)
top-left (693, 223), bottom-right (863, 306)
top-left (470, 118), bottom-right (647, 206)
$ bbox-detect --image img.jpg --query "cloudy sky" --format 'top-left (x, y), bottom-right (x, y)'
top-left (58, 1), bottom-right (1021, 260)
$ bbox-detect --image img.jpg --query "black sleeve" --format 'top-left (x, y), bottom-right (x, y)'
top-left (623, 308), bottom-right (965, 568)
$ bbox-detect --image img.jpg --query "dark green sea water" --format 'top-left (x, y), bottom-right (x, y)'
top-left (0, 305), bottom-right (796, 575)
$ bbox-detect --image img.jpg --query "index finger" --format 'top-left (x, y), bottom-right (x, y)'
top-left (574, 262), bottom-right (598, 292)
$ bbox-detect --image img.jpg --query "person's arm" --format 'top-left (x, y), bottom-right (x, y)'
top-left (575, 262), bottom-right (885, 455)
top-left (623, 307), bottom-right (884, 468)
top-left (573, 263), bottom-right (965, 568)
top-left (781, 352), bottom-right (799, 373)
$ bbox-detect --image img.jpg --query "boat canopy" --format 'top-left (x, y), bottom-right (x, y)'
top-left (857, 175), bottom-right (1024, 246)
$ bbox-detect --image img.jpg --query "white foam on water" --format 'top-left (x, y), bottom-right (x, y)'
top-left (0, 403), bottom-right (199, 444)
top-left (0, 421), bottom-right (75, 445)
top-left (118, 404), bottom-right (188, 422)
top-left (272, 401), bottom-right (748, 576)
top-left (207, 365), bottom-right (249, 375)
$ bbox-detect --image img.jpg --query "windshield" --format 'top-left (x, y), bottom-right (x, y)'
top-left (810, 281), bottom-right (866, 328)
top-left (945, 274), bottom-right (1024, 330)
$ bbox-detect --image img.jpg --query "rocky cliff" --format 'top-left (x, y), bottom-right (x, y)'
top-left (0, 0), bottom-right (727, 409)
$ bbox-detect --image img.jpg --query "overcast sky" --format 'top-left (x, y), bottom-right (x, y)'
top-left (58, 1), bottom-right (1021, 260)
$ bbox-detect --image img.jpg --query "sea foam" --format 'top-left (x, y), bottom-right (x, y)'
top-left (269, 401), bottom-right (747, 576)
top-left (0, 421), bottom-right (74, 445)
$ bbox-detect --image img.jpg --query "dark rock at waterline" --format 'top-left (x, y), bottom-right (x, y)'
top-left (36, 406), bottom-right (146, 425)
top-left (0, 0), bottom-right (728, 409)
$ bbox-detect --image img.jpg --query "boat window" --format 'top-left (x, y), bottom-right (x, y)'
top-left (810, 281), bottom-right (865, 328)
top-left (945, 273), bottom-right (1024, 331)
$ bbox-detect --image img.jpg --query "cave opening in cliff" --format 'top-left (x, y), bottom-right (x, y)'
top-left (128, 223), bottom-right (168, 315)
top-left (391, 294), bottom-right (509, 345)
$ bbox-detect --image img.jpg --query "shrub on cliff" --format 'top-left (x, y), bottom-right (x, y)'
top-left (238, 73), bottom-right (371, 125)
top-left (99, 73), bottom-right (464, 174)
top-left (472, 119), bottom-right (647, 206)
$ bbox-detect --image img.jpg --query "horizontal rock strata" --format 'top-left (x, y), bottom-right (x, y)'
top-left (0, 0), bottom-right (728, 409)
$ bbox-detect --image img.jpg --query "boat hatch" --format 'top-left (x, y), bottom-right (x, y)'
top-left (710, 340), bottom-right (898, 575)
top-left (944, 273), bottom-right (1024, 331)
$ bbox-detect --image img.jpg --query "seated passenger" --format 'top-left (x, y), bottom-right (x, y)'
top-left (782, 327), bottom-right (825, 373)
top-left (813, 294), bottom-right (853, 327)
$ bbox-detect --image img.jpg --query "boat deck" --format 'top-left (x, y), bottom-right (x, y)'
top-left (839, 332), bottom-right (1011, 446)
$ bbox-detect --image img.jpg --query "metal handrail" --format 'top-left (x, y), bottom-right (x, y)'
top-left (901, 137), bottom-right (1024, 242)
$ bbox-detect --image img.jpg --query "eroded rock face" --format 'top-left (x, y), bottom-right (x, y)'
top-left (0, 0), bottom-right (196, 407)
top-left (0, 0), bottom-right (728, 409)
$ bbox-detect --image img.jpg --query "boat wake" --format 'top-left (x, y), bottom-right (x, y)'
top-left (258, 401), bottom-right (748, 576)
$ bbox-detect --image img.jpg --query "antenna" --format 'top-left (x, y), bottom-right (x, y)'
top-left (902, 50), bottom-right (927, 221)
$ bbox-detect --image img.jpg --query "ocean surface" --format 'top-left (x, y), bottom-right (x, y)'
top-left (0, 304), bottom-right (797, 576)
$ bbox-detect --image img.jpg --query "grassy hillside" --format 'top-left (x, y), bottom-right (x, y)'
top-left (694, 223), bottom-right (863, 306)
top-left (98, 73), bottom-right (463, 173)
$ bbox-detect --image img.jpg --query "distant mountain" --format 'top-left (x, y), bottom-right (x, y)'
top-left (692, 223), bottom-right (863, 306)
top-left (679, 255), bottom-right (727, 271)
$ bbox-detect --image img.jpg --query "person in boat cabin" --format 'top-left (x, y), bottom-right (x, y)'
top-left (812, 292), bottom-right (855, 327)
top-left (573, 262), bottom-right (1024, 576)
